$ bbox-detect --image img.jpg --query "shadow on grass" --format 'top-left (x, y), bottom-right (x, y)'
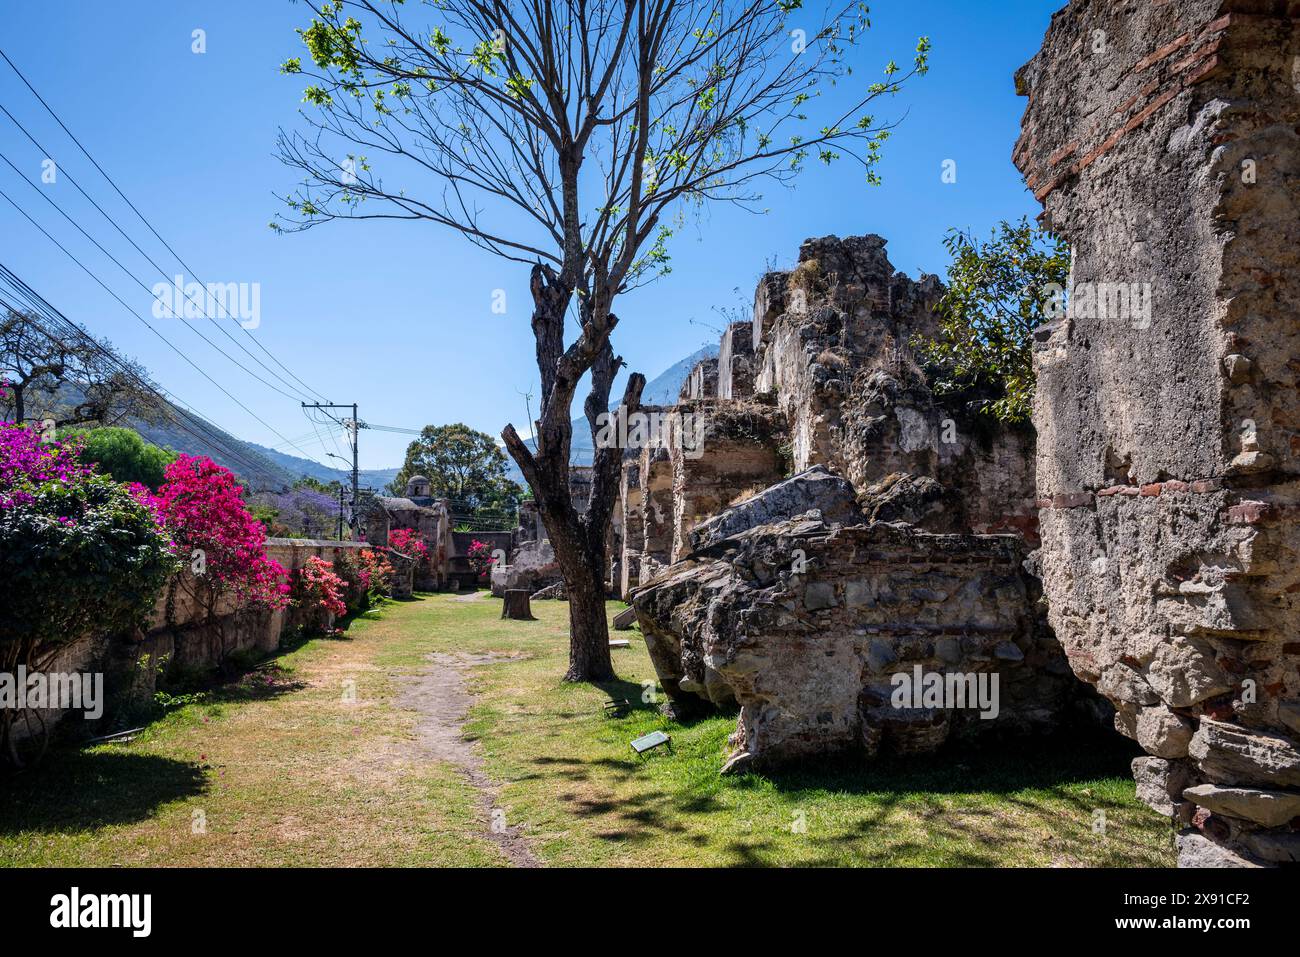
top-left (0, 751), bottom-right (206, 835)
top-left (757, 727), bottom-right (1147, 798)
top-left (524, 726), bottom-right (1168, 867)
top-left (593, 678), bottom-right (660, 716)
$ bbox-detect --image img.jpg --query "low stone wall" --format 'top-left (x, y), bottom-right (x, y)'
top-left (10, 539), bottom-right (376, 744)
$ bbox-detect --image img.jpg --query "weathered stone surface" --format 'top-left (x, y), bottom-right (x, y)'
top-left (1175, 831), bottom-right (1265, 869)
top-left (1182, 784), bottom-right (1300, 827)
top-left (490, 539), bottom-right (559, 598)
top-left (687, 465), bottom-right (861, 553)
top-left (668, 399), bottom-right (787, 562)
top-left (1134, 705), bottom-right (1193, 759)
top-left (612, 606), bottom-right (638, 630)
top-left (1132, 756), bottom-right (1190, 817)
top-left (1188, 719), bottom-right (1300, 789)
top-left (632, 517), bottom-right (1079, 771)
top-left (679, 356), bottom-right (719, 401)
top-left (1016, 0), bottom-right (1300, 866)
top-left (531, 580), bottom-right (567, 601)
top-left (750, 234), bottom-right (1039, 545)
top-left (858, 472), bottom-right (963, 533)
top-left (718, 321), bottom-right (756, 400)
top-left (1238, 831), bottom-right (1300, 864)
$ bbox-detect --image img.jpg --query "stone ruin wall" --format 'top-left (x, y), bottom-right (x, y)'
top-left (635, 471), bottom-right (1072, 774)
top-left (753, 235), bottom-right (1041, 544)
top-left (1016, 0), bottom-right (1300, 866)
top-left (624, 234), bottom-right (1090, 775)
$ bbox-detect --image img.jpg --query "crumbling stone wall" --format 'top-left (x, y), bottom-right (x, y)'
top-left (1016, 0), bottom-right (1300, 866)
top-left (617, 459), bottom-right (643, 597)
top-left (634, 471), bottom-right (1077, 773)
top-left (667, 398), bottom-right (787, 562)
top-left (636, 417), bottom-right (675, 584)
top-left (624, 233), bottom-right (1086, 771)
top-left (680, 356), bottom-right (719, 401)
top-left (751, 235), bottom-right (1041, 543)
top-left (718, 321), bottom-right (756, 400)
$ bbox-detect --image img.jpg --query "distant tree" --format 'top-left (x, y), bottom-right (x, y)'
top-left (914, 218), bottom-right (1070, 424)
top-left (389, 423), bottom-right (522, 513)
top-left (275, 0), bottom-right (929, 681)
top-left (0, 308), bottom-right (161, 428)
top-left (60, 426), bottom-right (177, 490)
top-left (246, 486), bottom-right (341, 539)
top-left (293, 475), bottom-right (344, 496)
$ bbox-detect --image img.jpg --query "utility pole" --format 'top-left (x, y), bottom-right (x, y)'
top-left (336, 484), bottom-right (345, 541)
top-left (349, 403), bottom-right (358, 539)
top-left (303, 401), bottom-right (361, 539)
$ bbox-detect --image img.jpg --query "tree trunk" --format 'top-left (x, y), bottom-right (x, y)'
top-left (501, 264), bottom-right (645, 684)
top-left (501, 589), bottom-right (535, 621)
top-left (551, 531), bottom-right (614, 682)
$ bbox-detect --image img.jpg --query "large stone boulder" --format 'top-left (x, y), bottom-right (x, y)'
top-left (633, 516), bottom-right (1078, 772)
top-left (687, 465), bottom-right (861, 553)
top-left (489, 539), bottom-right (559, 597)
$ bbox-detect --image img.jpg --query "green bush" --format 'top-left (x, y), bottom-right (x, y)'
top-left (60, 426), bottom-right (177, 489)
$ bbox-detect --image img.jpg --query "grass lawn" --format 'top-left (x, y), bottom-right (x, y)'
top-left (0, 592), bottom-right (1176, 867)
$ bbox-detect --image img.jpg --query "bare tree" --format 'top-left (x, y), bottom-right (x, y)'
top-left (0, 308), bottom-right (160, 429)
top-left (274, 0), bottom-right (928, 681)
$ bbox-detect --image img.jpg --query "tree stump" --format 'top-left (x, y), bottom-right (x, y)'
top-left (501, 589), bottom-right (535, 621)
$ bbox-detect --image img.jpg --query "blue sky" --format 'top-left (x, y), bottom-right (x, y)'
top-left (0, 1), bottom-right (1061, 469)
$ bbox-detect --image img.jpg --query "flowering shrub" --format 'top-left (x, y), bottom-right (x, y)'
top-left (295, 555), bottom-right (347, 618)
top-left (359, 548), bottom-right (396, 597)
top-left (388, 527), bottom-right (428, 563)
top-left (329, 550), bottom-right (368, 610)
top-left (388, 527), bottom-right (430, 583)
top-left (0, 424), bottom-right (175, 754)
top-left (149, 454), bottom-right (289, 608)
top-left (467, 539), bottom-right (495, 582)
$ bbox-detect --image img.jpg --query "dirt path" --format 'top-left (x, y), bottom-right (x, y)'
top-left (396, 652), bottom-right (540, 868)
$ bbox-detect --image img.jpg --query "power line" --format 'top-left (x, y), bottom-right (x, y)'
top-left (0, 99), bottom-right (319, 404)
top-left (0, 269), bottom-right (276, 478)
top-left (0, 266), bottom-right (282, 481)
top-left (0, 150), bottom-right (307, 403)
top-left (0, 185), bottom-right (336, 469)
top-left (0, 44), bottom-right (329, 403)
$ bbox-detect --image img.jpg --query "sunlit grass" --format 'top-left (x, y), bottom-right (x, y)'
top-left (0, 592), bottom-right (1175, 867)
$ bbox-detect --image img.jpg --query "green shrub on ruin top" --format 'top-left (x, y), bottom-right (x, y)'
top-left (915, 217), bottom-right (1070, 425)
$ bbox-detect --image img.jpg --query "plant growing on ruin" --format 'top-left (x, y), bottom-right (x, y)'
top-left (0, 424), bottom-right (175, 764)
top-left (914, 217), bottom-right (1069, 424)
top-left (275, 0), bottom-right (928, 681)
